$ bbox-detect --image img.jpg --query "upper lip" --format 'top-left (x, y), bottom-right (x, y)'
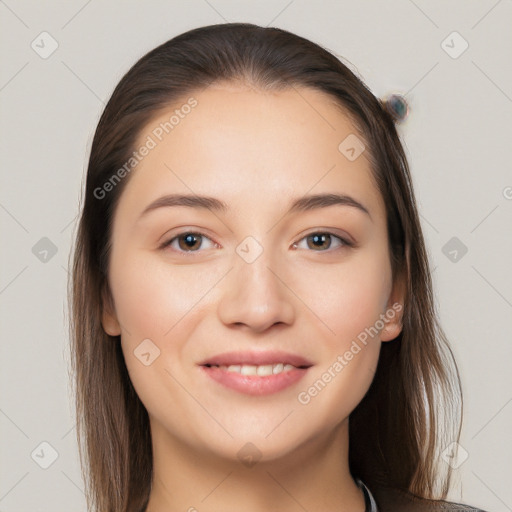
top-left (199, 350), bottom-right (313, 368)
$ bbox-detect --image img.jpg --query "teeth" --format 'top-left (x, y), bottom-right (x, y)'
top-left (257, 365), bottom-right (273, 376)
top-left (241, 365), bottom-right (257, 376)
top-left (213, 363), bottom-right (298, 375)
top-left (273, 363), bottom-right (284, 374)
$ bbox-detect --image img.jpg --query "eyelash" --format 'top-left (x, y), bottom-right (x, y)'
top-left (159, 230), bottom-right (354, 255)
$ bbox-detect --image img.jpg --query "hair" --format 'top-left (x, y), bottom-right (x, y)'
top-left (68, 22), bottom-right (463, 512)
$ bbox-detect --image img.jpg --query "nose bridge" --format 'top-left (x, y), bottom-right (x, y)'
top-left (216, 236), bottom-right (295, 331)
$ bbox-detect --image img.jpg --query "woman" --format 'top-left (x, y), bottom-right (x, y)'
top-left (69, 22), bottom-right (488, 512)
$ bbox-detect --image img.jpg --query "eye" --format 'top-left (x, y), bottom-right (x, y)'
top-left (160, 231), bottom-right (217, 254)
top-left (292, 231), bottom-right (352, 252)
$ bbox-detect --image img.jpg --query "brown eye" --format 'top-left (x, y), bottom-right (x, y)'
top-left (307, 233), bottom-right (332, 250)
top-left (177, 233), bottom-right (202, 251)
top-left (162, 231), bottom-right (217, 254)
top-left (294, 232), bottom-right (351, 252)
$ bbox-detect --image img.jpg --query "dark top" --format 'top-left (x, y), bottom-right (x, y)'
top-left (356, 478), bottom-right (489, 512)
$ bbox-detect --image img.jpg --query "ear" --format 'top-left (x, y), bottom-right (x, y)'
top-left (101, 282), bottom-right (121, 336)
top-left (381, 271), bottom-right (406, 342)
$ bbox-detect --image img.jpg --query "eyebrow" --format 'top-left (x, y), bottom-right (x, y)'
top-left (139, 192), bottom-right (371, 219)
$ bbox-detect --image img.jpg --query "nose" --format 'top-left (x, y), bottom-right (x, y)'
top-left (217, 247), bottom-right (296, 334)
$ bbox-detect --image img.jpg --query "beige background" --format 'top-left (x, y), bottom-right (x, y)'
top-left (1, 0), bottom-right (511, 510)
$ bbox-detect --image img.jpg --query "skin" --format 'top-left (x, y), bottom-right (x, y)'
top-left (102, 82), bottom-right (405, 512)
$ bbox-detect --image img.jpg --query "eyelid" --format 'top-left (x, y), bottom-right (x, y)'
top-left (160, 227), bottom-right (355, 255)
top-left (159, 229), bottom-right (219, 254)
top-left (294, 226), bottom-right (355, 244)
top-left (292, 230), bottom-right (354, 251)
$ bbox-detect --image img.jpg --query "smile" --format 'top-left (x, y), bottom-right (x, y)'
top-left (204, 362), bottom-right (300, 375)
top-left (200, 362), bottom-right (311, 396)
top-left (198, 350), bottom-right (313, 396)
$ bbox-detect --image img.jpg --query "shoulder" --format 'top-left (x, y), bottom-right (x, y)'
top-left (369, 483), bottom-right (489, 512)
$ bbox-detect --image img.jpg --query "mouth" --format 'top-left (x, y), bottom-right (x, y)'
top-left (198, 350), bottom-right (313, 396)
top-left (202, 362), bottom-right (310, 375)
top-left (198, 349), bottom-right (313, 368)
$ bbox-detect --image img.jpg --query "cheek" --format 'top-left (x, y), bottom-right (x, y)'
top-left (296, 340), bottom-right (380, 433)
top-left (108, 252), bottom-right (221, 437)
top-left (290, 247), bottom-right (390, 420)
top-left (289, 248), bottom-right (392, 344)
top-left (108, 251), bottom-right (228, 399)
top-left (109, 251), bottom-right (225, 340)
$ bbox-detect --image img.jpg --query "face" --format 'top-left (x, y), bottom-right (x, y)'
top-left (101, 83), bottom-right (404, 463)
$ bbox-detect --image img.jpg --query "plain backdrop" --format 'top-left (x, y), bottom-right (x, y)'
top-left (1, 1), bottom-right (511, 511)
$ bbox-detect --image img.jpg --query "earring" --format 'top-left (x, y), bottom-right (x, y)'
top-left (384, 94), bottom-right (409, 122)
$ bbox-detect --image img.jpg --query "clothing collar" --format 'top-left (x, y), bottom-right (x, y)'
top-left (356, 478), bottom-right (379, 512)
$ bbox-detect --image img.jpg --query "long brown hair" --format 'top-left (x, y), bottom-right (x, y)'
top-left (68, 22), bottom-right (462, 512)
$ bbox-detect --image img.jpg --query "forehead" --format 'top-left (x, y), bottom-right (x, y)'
top-left (116, 84), bottom-right (385, 223)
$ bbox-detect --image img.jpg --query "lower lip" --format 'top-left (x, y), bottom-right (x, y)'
top-left (199, 365), bottom-right (310, 396)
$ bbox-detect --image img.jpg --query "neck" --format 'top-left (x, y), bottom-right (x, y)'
top-left (145, 418), bottom-right (366, 512)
